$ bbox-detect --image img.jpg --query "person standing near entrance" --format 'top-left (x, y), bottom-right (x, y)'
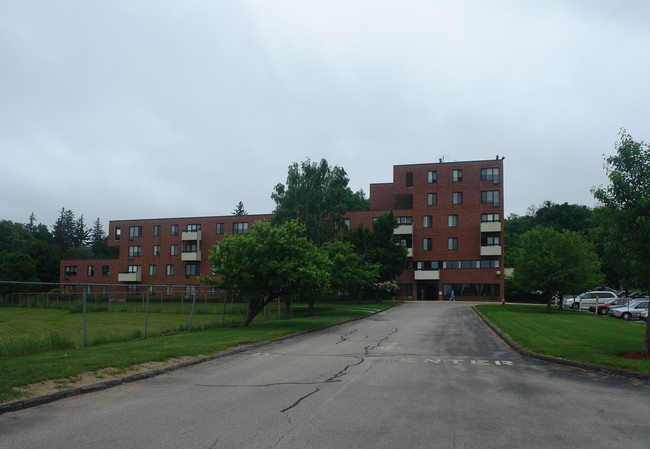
top-left (449, 289), bottom-right (455, 301)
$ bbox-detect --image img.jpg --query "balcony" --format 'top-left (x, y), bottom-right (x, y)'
top-left (394, 225), bottom-right (413, 235)
top-left (480, 222), bottom-right (502, 233)
top-left (480, 245), bottom-right (502, 256)
top-left (118, 272), bottom-right (142, 282)
top-left (414, 270), bottom-right (440, 280)
top-left (182, 230), bottom-right (202, 241)
top-left (181, 251), bottom-right (202, 262)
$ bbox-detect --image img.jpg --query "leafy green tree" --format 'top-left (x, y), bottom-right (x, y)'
top-left (0, 251), bottom-right (38, 284)
top-left (346, 211), bottom-right (407, 283)
top-left (513, 226), bottom-right (603, 312)
top-left (232, 201), bottom-right (248, 216)
top-left (75, 215), bottom-right (90, 248)
top-left (592, 129), bottom-right (650, 353)
top-left (201, 220), bottom-right (331, 326)
top-left (321, 240), bottom-right (379, 296)
top-left (340, 188), bottom-right (370, 211)
top-left (272, 158), bottom-right (350, 246)
top-left (0, 220), bottom-right (60, 282)
top-left (534, 201), bottom-right (594, 233)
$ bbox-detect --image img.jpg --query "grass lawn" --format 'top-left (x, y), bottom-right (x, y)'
top-left (476, 304), bottom-right (650, 373)
top-left (0, 301), bottom-right (394, 404)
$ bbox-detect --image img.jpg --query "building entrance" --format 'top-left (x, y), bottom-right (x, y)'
top-left (417, 282), bottom-right (439, 301)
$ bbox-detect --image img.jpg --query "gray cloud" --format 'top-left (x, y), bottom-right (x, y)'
top-left (2, 0), bottom-right (649, 228)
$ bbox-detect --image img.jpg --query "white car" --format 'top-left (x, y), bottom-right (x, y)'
top-left (577, 291), bottom-right (619, 311)
top-left (640, 309), bottom-right (648, 322)
top-left (608, 299), bottom-right (649, 320)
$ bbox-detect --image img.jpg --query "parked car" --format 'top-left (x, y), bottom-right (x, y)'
top-left (608, 299), bottom-right (649, 320)
top-left (576, 291), bottom-right (618, 311)
top-left (563, 294), bottom-right (579, 308)
top-left (640, 309), bottom-right (648, 322)
top-left (589, 297), bottom-right (634, 315)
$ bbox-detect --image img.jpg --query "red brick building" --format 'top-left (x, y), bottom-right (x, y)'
top-left (60, 158), bottom-right (504, 301)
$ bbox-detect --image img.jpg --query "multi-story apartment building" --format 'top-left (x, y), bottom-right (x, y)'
top-left (60, 158), bottom-right (504, 301)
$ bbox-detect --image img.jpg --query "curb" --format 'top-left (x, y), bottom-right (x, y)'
top-left (472, 306), bottom-right (650, 382)
top-left (0, 304), bottom-right (394, 415)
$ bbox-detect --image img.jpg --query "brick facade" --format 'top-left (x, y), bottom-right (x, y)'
top-left (60, 158), bottom-right (504, 301)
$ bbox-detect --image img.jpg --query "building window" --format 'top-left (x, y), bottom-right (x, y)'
top-left (443, 283), bottom-right (500, 297)
top-left (481, 236), bottom-right (501, 246)
top-left (452, 192), bottom-right (463, 205)
top-left (170, 244), bottom-right (178, 256)
top-left (149, 265), bottom-right (156, 276)
top-left (423, 238), bottom-right (432, 251)
top-left (129, 226), bottom-right (142, 240)
top-left (216, 223), bottom-right (224, 235)
top-left (427, 171), bottom-right (437, 183)
top-left (171, 224), bottom-right (179, 236)
top-left (448, 237), bottom-right (458, 250)
top-left (481, 213), bottom-right (500, 222)
top-left (400, 237), bottom-right (412, 248)
top-left (453, 169), bottom-right (463, 182)
top-left (233, 222), bottom-right (248, 234)
top-left (128, 246), bottom-right (142, 258)
top-left (481, 190), bottom-right (500, 205)
top-left (128, 265), bottom-right (141, 273)
top-left (423, 216), bottom-right (432, 228)
top-left (166, 285), bottom-right (174, 296)
top-left (396, 216), bottom-right (413, 225)
top-left (481, 167), bottom-right (500, 183)
top-left (187, 224), bottom-right (201, 231)
top-left (344, 218), bottom-right (351, 230)
top-left (149, 285), bottom-right (156, 294)
top-left (153, 245), bottom-right (160, 256)
top-left (406, 171), bottom-right (414, 188)
top-left (166, 264), bottom-right (174, 276)
top-left (186, 263), bottom-right (200, 277)
top-left (153, 225), bottom-right (161, 236)
top-left (87, 265), bottom-right (94, 276)
top-left (102, 265), bottom-right (109, 276)
top-left (115, 227), bottom-right (121, 241)
top-left (448, 215), bottom-right (458, 227)
top-left (427, 193), bottom-right (437, 206)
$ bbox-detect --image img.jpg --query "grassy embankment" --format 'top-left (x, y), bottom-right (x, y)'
top-left (0, 301), bottom-right (394, 404)
top-left (476, 304), bottom-right (650, 373)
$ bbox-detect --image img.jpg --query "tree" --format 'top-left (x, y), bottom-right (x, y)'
top-left (201, 220), bottom-right (331, 326)
top-left (592, 129), bottom-right (650, 353)
top-left (340, 188), bottom-right (370, 211)
top-left (232, 201), bottom-right (248, 216)
top-left (74, 215), bottom-right (90, 248)
top-left (513, 226), bottom-right (603, 313)
top-left (0, 251), bottom-right (38, 284)
top-left (271, 158), bottom-right (350, 246)
top-left (321, 240), bottom-right (379, 296)
top-left (89, 218), bottom-right (109, 258)
top-left (52, 208), bottom-right (77, 254)
top-left (346, 211), bottom-right (408, 284)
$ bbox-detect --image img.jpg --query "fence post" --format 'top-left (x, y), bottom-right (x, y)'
top-left (144, 290), bottom-right (150, 338)
top-left (83, 288), bottom-right (87, 347)
top-left (189, 291), bottom-right (196, 331)
top-left (278, 297), bottom-right (280, 320)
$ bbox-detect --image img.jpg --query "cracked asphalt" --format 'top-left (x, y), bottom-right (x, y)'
top-left (1, 302), bottom-right (649, 449)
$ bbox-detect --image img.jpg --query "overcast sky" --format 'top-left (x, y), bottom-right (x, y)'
top-left (2, 0), bottom-right (649, 229)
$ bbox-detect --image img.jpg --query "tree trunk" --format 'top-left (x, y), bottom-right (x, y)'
top-left (546, 293), bottom-right (552, 313)
top-left (308, 297), bottom-right (315, 316)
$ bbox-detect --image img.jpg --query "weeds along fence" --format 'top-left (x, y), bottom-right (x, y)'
top-left (0, 281), bottom-right (294, 357)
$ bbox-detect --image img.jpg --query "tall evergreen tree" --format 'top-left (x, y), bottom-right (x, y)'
top-left (53, 208), bottom-right (77, 253)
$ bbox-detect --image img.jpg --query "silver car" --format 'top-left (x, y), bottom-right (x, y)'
top-left (608, 299), bottom-right (649, 320)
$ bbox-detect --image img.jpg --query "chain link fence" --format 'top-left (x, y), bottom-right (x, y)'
top-left (0, 281), bottom-right (294, 357)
